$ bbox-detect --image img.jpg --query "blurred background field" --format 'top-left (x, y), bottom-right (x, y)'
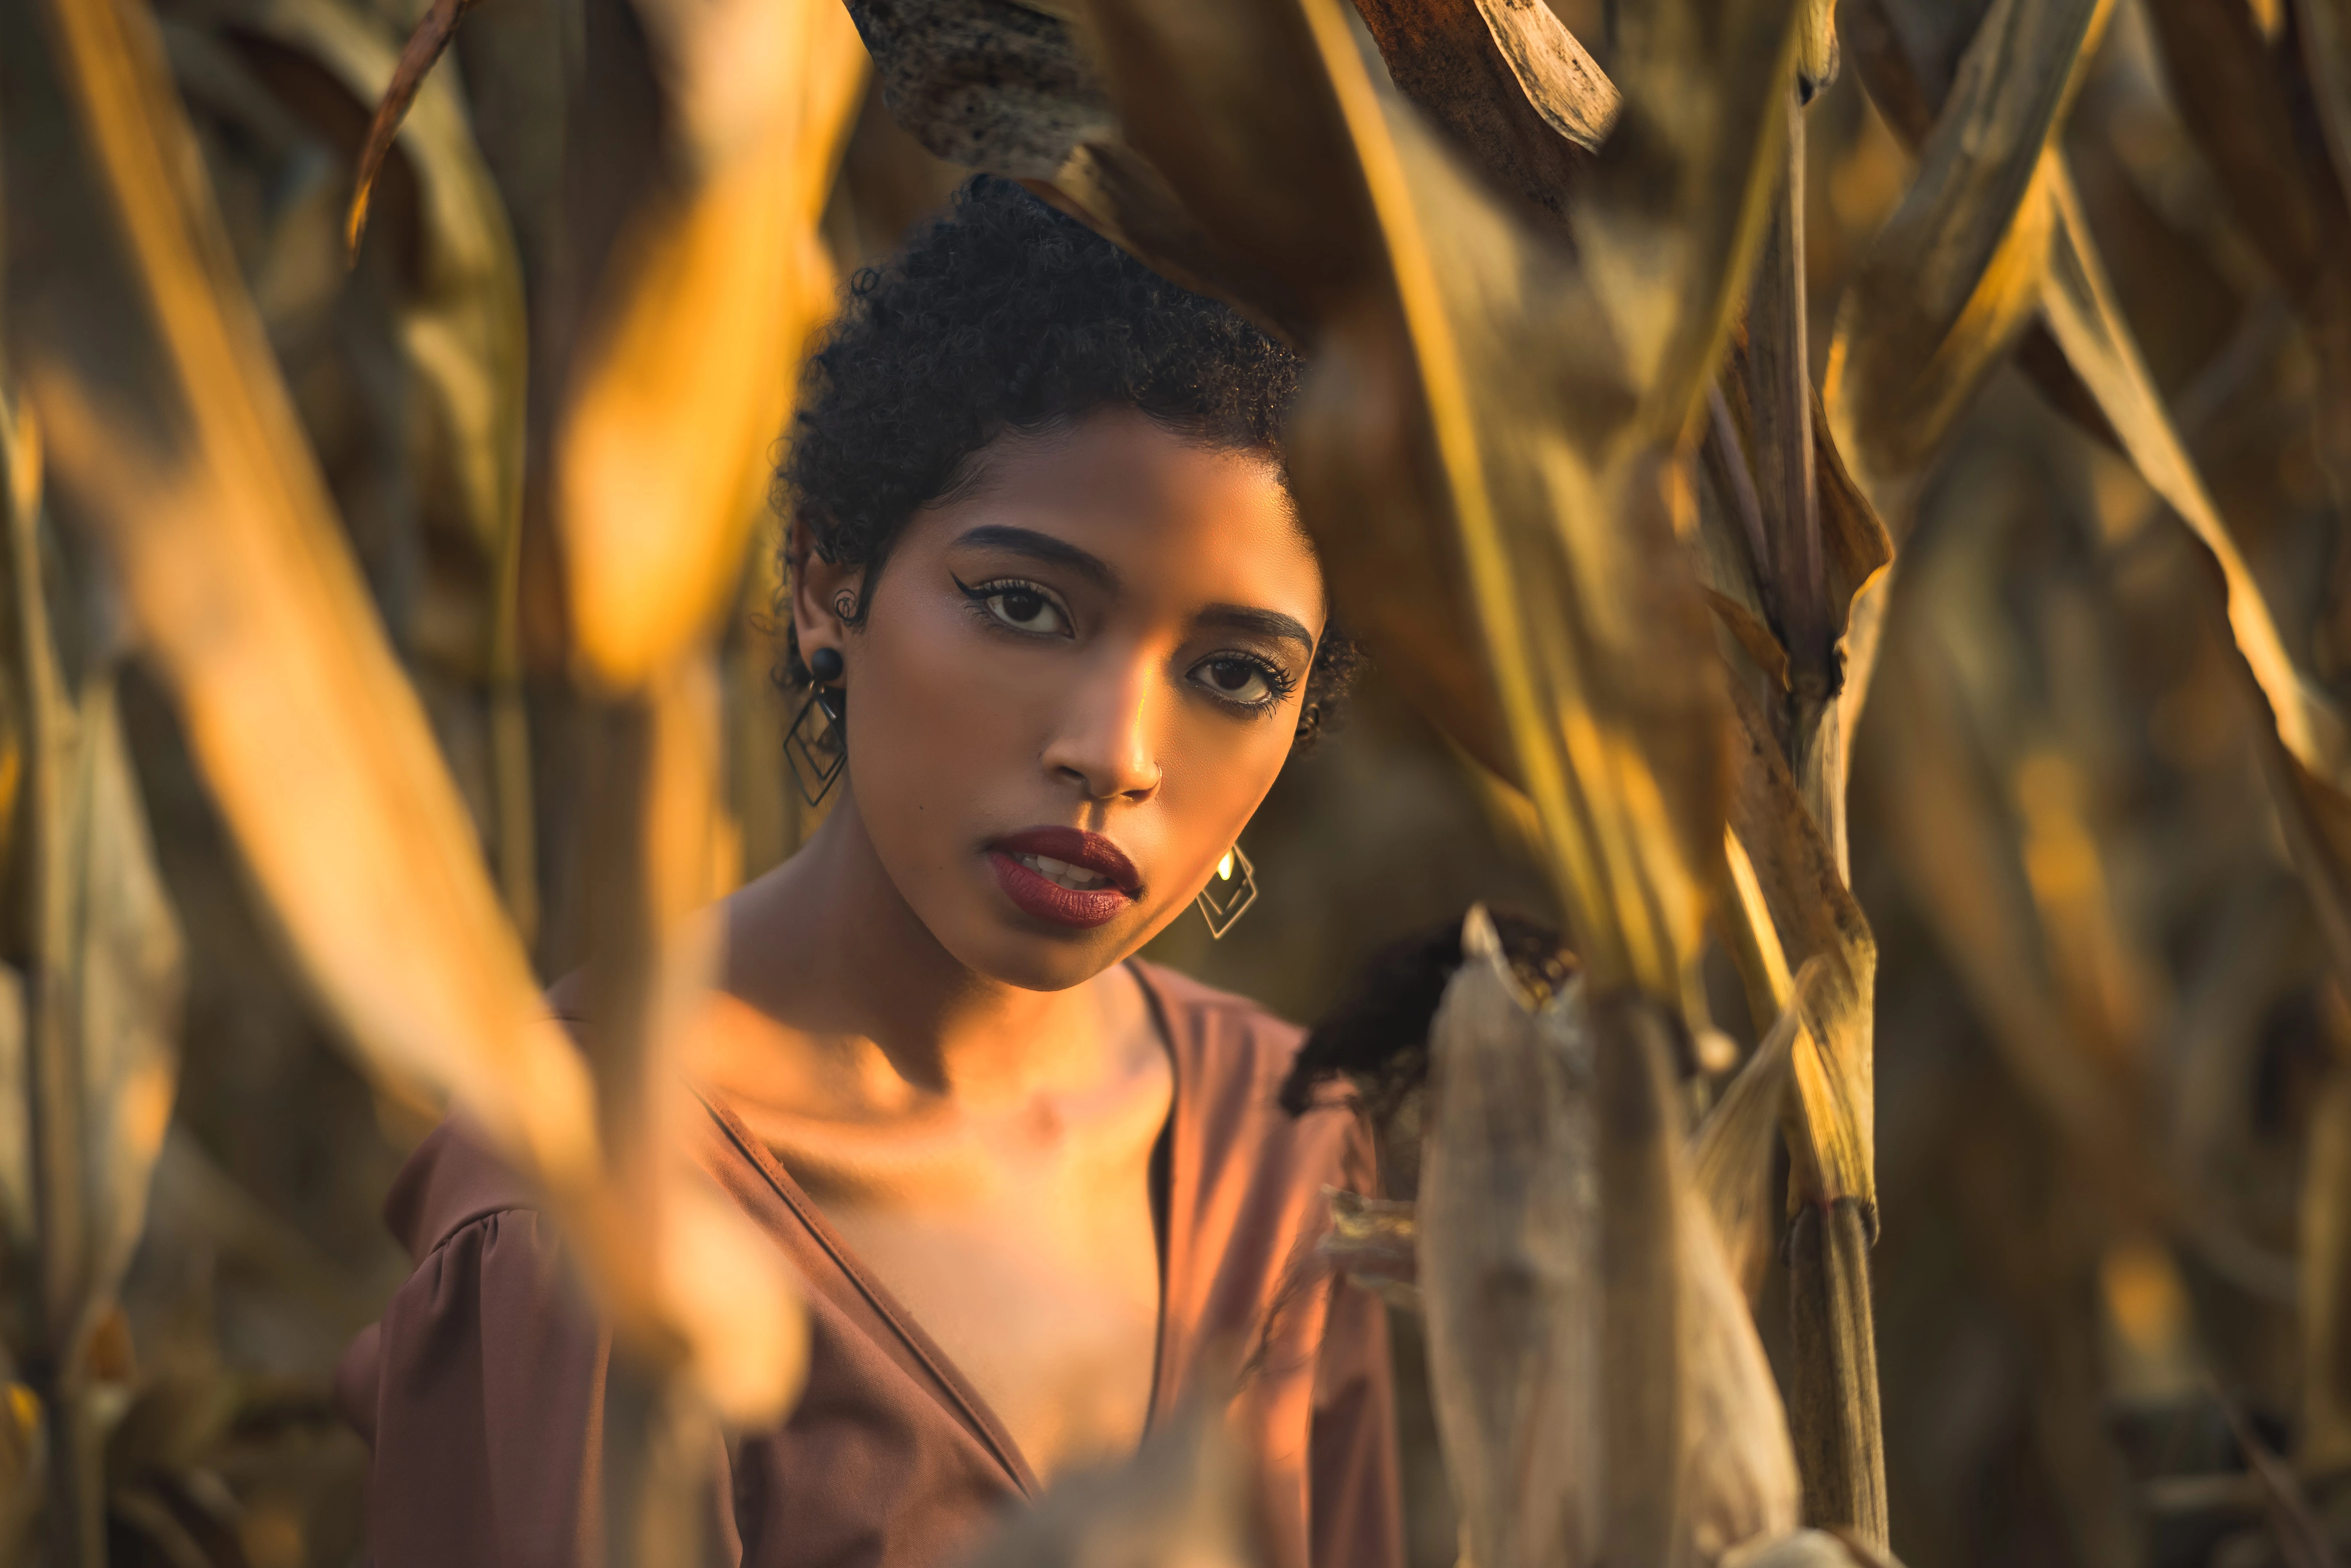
top-left (5, 0), bottom-right (2346, 1563)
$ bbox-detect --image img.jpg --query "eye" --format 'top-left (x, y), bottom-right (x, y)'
top-left (956, 576), bottom-right (1072, 638)
top-left (1187, 654), bottom-right (1289, 709)
top-left (987, 587), bottom-right (1065, 635)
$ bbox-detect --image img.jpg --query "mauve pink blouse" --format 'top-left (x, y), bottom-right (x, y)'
top-left (335, 961), bottom-right (1403, 1568)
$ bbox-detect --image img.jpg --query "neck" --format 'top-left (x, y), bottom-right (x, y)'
top-left (722, 794), bottom-right (1140, 1106)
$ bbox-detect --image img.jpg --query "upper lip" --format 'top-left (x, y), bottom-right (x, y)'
top-left (991, 826), bottom-right (1142, 894)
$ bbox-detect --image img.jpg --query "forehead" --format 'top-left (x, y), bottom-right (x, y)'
top-left (911, 407), bottom-right (1324, 615)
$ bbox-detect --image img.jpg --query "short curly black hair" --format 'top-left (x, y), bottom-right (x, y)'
top-left (777, 175), bottom-right (1358, 746)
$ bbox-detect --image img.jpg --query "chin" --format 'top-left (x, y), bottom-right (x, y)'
top-left (962, 925), bottom-right (1131, 993)
top-left (928, 885), bottom-right (1151, 992)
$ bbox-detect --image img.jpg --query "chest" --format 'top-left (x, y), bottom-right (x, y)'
top-left (823, 1149), bottom-right (1163, 1481)
top-left (749, 1074), bottom-right (1173, 1483)
top-left (688, 1042), bottom-right (1365, 1568)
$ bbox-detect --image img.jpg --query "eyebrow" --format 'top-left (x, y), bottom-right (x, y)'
top-left (1194, 604), bottom-right (1316, 656)
top-left (950, 525), bottom-right (1117, 590)
top-left (952, 525), bottom-right (1314, 654)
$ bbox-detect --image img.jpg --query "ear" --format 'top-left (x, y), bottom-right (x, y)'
top-left (788, 522), bottom-right (866, 676)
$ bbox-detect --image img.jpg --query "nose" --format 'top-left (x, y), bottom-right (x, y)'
top-left (1041, 643), bottom-right (1162, 802)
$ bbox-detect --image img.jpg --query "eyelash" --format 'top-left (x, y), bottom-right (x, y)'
top-left (953, 574), bottom-right (1071, 638)
top-left (1192, 653), bottom-right (1298, 715)
top-left (950, 573), bottom-right (1299, 715)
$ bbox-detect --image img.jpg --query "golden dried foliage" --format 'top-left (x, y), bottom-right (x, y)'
top-left (5, 0), bottom-right (2351, 1561)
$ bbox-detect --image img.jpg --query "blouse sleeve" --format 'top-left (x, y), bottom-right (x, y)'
top-left (1307, 1103), bottom-right (1405, 1568)
top-left (337, 1207), bottom-right (613, 1568)
top-left (1307, 1265), bottom-right (1406, 1568)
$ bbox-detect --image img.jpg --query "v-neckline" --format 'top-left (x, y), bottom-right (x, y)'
top-left (693, 959), bottom-right (1187, 1500)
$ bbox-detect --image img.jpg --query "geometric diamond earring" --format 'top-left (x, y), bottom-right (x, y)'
top-left (1194, 844), bottom-right (1258, 938)
top-left (784, 646), bottom-right (847, 807)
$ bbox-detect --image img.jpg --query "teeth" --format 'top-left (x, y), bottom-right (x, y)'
top-left (1014, 851), bottom-right (1111, 892)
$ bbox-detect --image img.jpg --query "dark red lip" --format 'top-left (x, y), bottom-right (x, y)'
top-left (991, 827), bottom-right (1141, 892)
top-left (986, 826), bottom-right (1141, 931)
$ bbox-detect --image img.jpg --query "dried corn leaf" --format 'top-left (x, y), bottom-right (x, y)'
top-left (556, 0), bottom-right (864, 690)
top-left (1678, 1121), bottom-right (1803, 1564)
top-left (2296, 0), bottom-right (2351, 203)
top-left (1349, 0), bottom-right (1615, 231)
top-left (1740, 131), bottom-right (1825, 693)
top-left (546, 0), bottom-right (862, 1460)
top-left (0, 365), bottom-right (184, 1557)
top-left (20, 0), bottom-right (803, 1427)
top-left (24, 0), bottom-right (585, 1204)
top-left (0, 391), bottom-right (183, 1418)
top-left (1706, 347), bottom-right (1894, 737)
top-left (2032, 178), bottom-right (2351, 1351)
top-left (1720, 687), bottom-right (1874, 1207)
top-left (1831, 0), bottom-right (2338, 1314)
top-left (1466, 0), bottom-right (1616, 150)
top-left (1863, 606), bottom-right (2296, 1301)
top-left (1805, 388), bottom-right (1894, 848)
top-left (1825, 0), bottom-right (2111, 508)
top-left (43, 682), bottom-right (183, 1358)
top-left (2124, 0), bottom-right (2351, 1484)
top-left (344, 0), bottom-right (484, 257)
top-left (244, 0), bottom-right (529, 574)
top-left (1574, 0), bottom-right (1806, 442)
top-left (2216, 1393), bottom-right (2345, 1568)
top-left (232, 0), bottom-right (540, 929)
top-left (2301, 1059), bottom-right (2351, 1472)
top-left (2142, 0), bottom-right (2330, 298)
top-left (1692, 959), bottom-right (1811, 1294)
top-left (2039, 166), bottom-right (2351, 784)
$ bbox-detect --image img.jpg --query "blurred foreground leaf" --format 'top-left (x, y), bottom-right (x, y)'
top-left (555, 0), bottom-right (866, 690)
top-left (16, 0), bottom-right (806, 1454)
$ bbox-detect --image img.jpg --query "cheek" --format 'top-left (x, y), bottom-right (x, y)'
top-left (845, 601), bottom-right (1027, 819)
top-left (1148, 709), bottom-right (1294, 882)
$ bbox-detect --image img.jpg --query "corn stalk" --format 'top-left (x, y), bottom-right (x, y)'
top-left (8, 0), bottom-right (854, 1556)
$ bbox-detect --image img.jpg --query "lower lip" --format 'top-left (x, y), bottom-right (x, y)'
top-left (989, 851), bottom-right (1132, 929)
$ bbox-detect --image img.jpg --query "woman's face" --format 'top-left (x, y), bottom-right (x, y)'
top-left (794, 407), bottom-right (1326, 992)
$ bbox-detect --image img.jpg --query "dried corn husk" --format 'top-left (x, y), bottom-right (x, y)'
top-left (1420, 908), bottom-right (1800, 1568)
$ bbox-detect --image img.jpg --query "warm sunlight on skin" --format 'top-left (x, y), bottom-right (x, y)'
top-left (809, 404), bottom-right (1325, 993)
top-left (701, 407), bottom-right (1327, 1482)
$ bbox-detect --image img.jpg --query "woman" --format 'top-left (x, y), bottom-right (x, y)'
top-left (335, 178), bottom-right (1402, 1568)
